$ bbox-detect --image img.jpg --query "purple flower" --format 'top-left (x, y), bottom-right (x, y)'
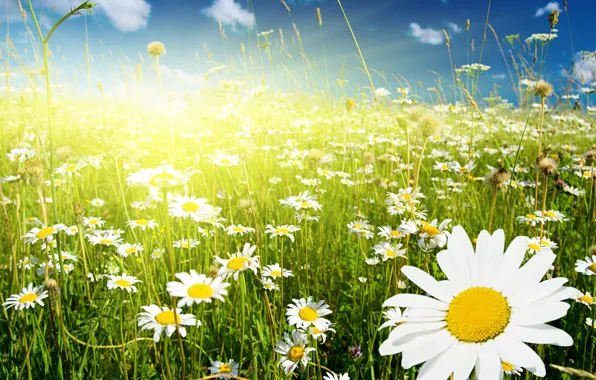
top-left (349, 345), bottom-right (363, 359)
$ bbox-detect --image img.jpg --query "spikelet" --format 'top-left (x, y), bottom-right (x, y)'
top-left (316, 8), bottom-right (323, 26)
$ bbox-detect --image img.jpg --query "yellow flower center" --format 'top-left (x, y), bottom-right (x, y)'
top-left (588, 263), bottom-right (596, 274)
top-left (390, 231), bottom-right (399, 237)
top-left (386, 250), bottom-right (396, 257)
top-left (312, 327), bottom-right (322, 334)
top-left (233, 227), bottom-right (244, 232)
top-left (66, 165), bottom-right (75, 172)
top-left (446, 287), bottom-right (510, 343)
top-left (149, 172), bottom-right (175, 187)
top-left (579, 295), bottom-right (594, 304)
top-left (89, 219), bottom-right (98, 225)
top-left (420, 224), bottom-right (440, 237)
top-left (115, 279), bottom-right (131, 287)
top-left (300, 201), bottom-right (309, 208)
top-left (270, 270), bottom-right (282, 277)
top-left (441, 164), bottom-right (448, 170)
top-left (528, 243), bottom-right (541, 252)
top-left (136, 219), bottom-right (149, 225)
top-left (288, 346), bottom-right (305, 362)
top-left (525, 214), bottom-right (537, 219)
top-left (401, 193), bottom-right (412, 201)
top-left (182, 202), bottom-right (199, 213)
top-left (155, 310), bottom-right (181, 325)
top-left (501, 361), bottom-right (514, 372)
top-left (125, 247), bottom-right (137, 255)
top-left (187, 284), bottom-right (213, 299)
top-left (36, 227), bottom-right (55, 239)
top-left (19, 293), bottom-right (38, 303)
top-left (275, 228), bottom-right (289, 235)
top-left (99, 239), bottom-right (113, 245)
top-left (298, 307), bottom-right (318, 322)
top-left (220, 159), bottom-right (231, 165)
top-left (544, 211), bottom-right (556, 218)
top-left (227, 257), bottom-right (249, 271)
top-left (219, 364), bottom-right (232, 373)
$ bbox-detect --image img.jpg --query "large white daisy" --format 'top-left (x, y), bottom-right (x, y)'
top-left (3, 283), bottom-right (48, 310)
top-left (286, 296), bottom-right (332, 330)
top-left (166, 270), bottom-right (229, 307)
top-left (379, 226), bottom-right (577, 379)
top-left (214, 243), bottom-right (260, 281)
top-left (137, 305), bottom-right (198, 343)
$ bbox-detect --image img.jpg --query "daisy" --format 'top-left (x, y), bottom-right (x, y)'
top-left (90, 198), bottom-right (105, 207)
top-left (365, 257), bottom-right (380, 266)
top-left (64, 225), bottom-right (79, 236)
top-left (502, 362), bottom-right (523, 376)
top-left (83, 217), bottom-right (106, 229)
top-left (304, 324), bottom-right (336, 343)
top-left (535, 210), bottom-right (568, 223)
top-left (3, 283), bottom-right (48, 310)
top-left (18, 256), bottom-right (38, 270)
top-left (266, 224), bottom-right (300, 242)
top-left (173, 239), bottom-right (200, 249)
top-left (373, 243), bottom-right (407, 261)
top-left (87, 231), bottom-right (123, 247)
top-left (586, 318), bottom-right (596, 329)
top-left (573, 291), bottom-right (595, 308)
top-left (225, 224), bottom-right (255, 236)
top-left (279, 191), bottom-right (322, 211)
top-left (138, 305), bottom-right (198, 342)
top-left (286, 296), bottom-right (332, 330)
top-left (378, 307), bottom-right (405, 331)
top-left (516, 213), bottom-right (543, 227)
top-left (127, 165), bottom-right (189, 189)
top-left (106, 274), bottom-right (141, 293)
top-left (117, 243), bottom-right (144, 258)
top-left (575, 255), bottom-right (596, 276)
top-left (208, 359), bottom-right (239, 379)
top-left (347, 220), bottom-right (371, 233)
top-left (22, 224), bottom-right (65, 245)
top-left (166, 270), bottom-right (229, 307)
top-left (377, 226), bottom-right (404, 240)
top-left (169, 195), bottom-right (216, 222)
top-left (215, 243), bottom-right (260, 280)
top-left (526, 237), bottom-right (549, 255)
top-left (379, 226), bottom-right (577, 379)
top-left (212, 153), bottom-right (240, 167)
top-left (262, 278), bottom-right (279, 291)
top-left (323, 372), bottom-right (350, 380)
top-left (274, 330), bottom-right (315, 375)
top-left (263, 264), bottom-right (293, 279)
top-left (127, 218), bottom-right (158, 230)
top-left (151, 249), bottom-right (164, 260)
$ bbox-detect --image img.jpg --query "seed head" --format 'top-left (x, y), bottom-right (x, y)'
top-left (485, 168), bottom-right (511, 190)
top-left (537, 157), bottom-right (558, 176)
top-left (238, 199), bottom-right (252, 210)
top-left (308, 149), bottom-right (324, 161)
top-left (45, 279), bottom-right (60, 302)
top-left (589, 245), bottom-right (596, 257)
top-left (534, 80), bottom-right (554, 98)
top-left (346, 98), bottom-right (355, 113)
top-left (466, 19), bottom-right (470, 32)
top-left (548, 9), bottom-right (559, 29)
top-left (147, 41), bottom-right (166, 57)
top-left (418, 115), bottom-right (441, 138)
top-left (583, 149), bottom-right (596, 164)
top-left (363, 152), bottom-right (375, 165)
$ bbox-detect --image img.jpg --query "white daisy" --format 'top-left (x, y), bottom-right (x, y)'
top-left (83, 217), bottom-right (106, 229)
top-left (265, 224), bottom-right (300, 242)
top-left (22, 224), bottom-right (65, 245)
top-left (286, 296), bottom-right (332, 330)
top-left (214, 243), bottom-right (260, 280)
top-left (208, 359), bottom-right (239, 379)
top-left (137, 305), bottom-right (198, 342)
top-left (166, 270), bottom-right (229, 307)
top-left (173, 239), bottom-right (200, 249)
top-left (274, 330), bottom-right (315, 375)
top-left (378, 307), bottom-right (405, 331)
top-left (168, 194), bottom-right (216, 222)
top-left (262, 278), bottom-right (279, 291)
top-left (373, 242), bottom-right (407, 261)
top-left (379, 226), bottom-right (577, 379)
top-left (117, 243), bottom-right (144, 258)
top-left (224, 224), bottom-right (255, 236)
top-left (127, 218), bottom-right (159, 230)
top-left (87, 231), bottom-right (123, 247)
top-left (323, 372), bottom-right (350, 380)
top-left (573, 291), bottom-right (595, 308)
top-left (263, 264), bottom-right (293, 279)
top-left (106, 274), bottom-right (141, 293)
top-left (3, 283), bottom-right (48, 310)
top-left (575, 255), bottom-right (596, 276)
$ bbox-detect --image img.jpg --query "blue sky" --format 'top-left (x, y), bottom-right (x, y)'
top-left (1, 0), bottom-right (595, 102)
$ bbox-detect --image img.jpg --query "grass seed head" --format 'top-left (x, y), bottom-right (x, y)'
top-left (534, 80), bottom-right (554, 98)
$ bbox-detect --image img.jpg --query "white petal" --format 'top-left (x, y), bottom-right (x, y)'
top-left (506, 278), bottom-right (568, 308)
top-left (385, 321), bottom-right (447, 343)
top-left (510, 301), bottom-right (570, 325)
top-left (506, 324), bottom-right (573, 346)
top-left (379, 328), bottom-right (444, 356)
top-left (401, 266), bottom-right (454, 303)
top-left (453, 343), bottom-right (478, 380)
top-left (449, 226), bottom-right (477, 285)
top-left (401, 329), bottom-right (456, 369)
top-left (493, 335), bottom-right (546, 376)
top-left (537, 286), bottom-right (581, 304)
top-left (437, 249), bottom-right (470, 294)
top-left (501, 251), bottom-right (556, 297)
top-left (416, 342), bottom-right (459, 380)
top-left (383, 294), bottom-right (448, 310)
top-left (492, 236), bottom-right (528, 291)
top-left (475, 343), bottom-right (502, 380)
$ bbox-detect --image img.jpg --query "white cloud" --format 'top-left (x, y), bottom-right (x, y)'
top-left (37, 0), bottom-right (150, 32)
top-left (160, 66), bottom-right (207, 86)
top-left (202, 0), bottom-right (255, 30)
top-left (409, 23), bottom-right (444, 45)
top-left (569, 53), bottom-right (596, 83)
top-left (492, 73), bottom-right (506, 80)
top-left (535, 2), bottom-right (560, 17)
top-left (446, 21), bottom-right (461, 33)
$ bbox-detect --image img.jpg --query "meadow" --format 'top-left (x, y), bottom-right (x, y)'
top-left (1, 1), bottom-right (596, 379)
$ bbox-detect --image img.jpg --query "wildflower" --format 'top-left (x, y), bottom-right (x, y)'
top-left (516, 213), bottom-right (543, 226)
top-left (279, 191), bottom-right (322, 211)
top-left (535, 210), bottom-right (567, 222)
top-left (365, 257), bottom-right (380, 266)
top-left (534, 80), bottom-right (554, 98)
top-left (379, 307), bottom-right (404, 330)
top-left (3, 283), bottom-right (48, 310)
top-left (377, 226), bottom-right (404, 240)
top-left (151, 249), bottom-right (164, 260)
top-left (117, 243), bottom-right (144, 258)
top-left (286, 297), bottom-right (332, 330)
top-left (87, 231), bottom-right (123, 247)
top-left (127, 165), bottom-right (188, 189)
top-left (173, 239), bottom-right (200, 249)
top-left (225, 224), bottom-right (255, 236)
top-left (349, 345), bottom-right (363, 359)
top-left (106, 274), bottom-right (141, 293)
top-left (266, 224), bottom-right (300, 242)
top-left (127, 218), bottom-right (159, 230)
top-left (586, 318), bottom-right (596, 329)
top-left (379, 227), bottom-right (576, 378)
top-left (323, 372), bottom-right (350, 380)
top-left (208, 359), bottom-right (239, 379)
top-left (215, 243), bottom-right (260, 280)
top-left (373, 242), bottom-right (407, 261)
top-left (169, 195), bottom-right (216, 222)
top-left (23, 224), bottom-right (66, 245)
top-left (137, 305), bottom-right (197, 343)
top-left (574, 292), bottom-right (595, 308)
top-left (166, 270), bottom-right (229, 307)
top-left (262, 279), bottom-right (279, 291)
top-left (212, 153), bottom-right (240, 166)
top-left (263, 264), bottom-right (293, 279)
top-left (274, 330), bottom-right (315, 375)
top-left (575, 255), bottom-right (596, 276)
